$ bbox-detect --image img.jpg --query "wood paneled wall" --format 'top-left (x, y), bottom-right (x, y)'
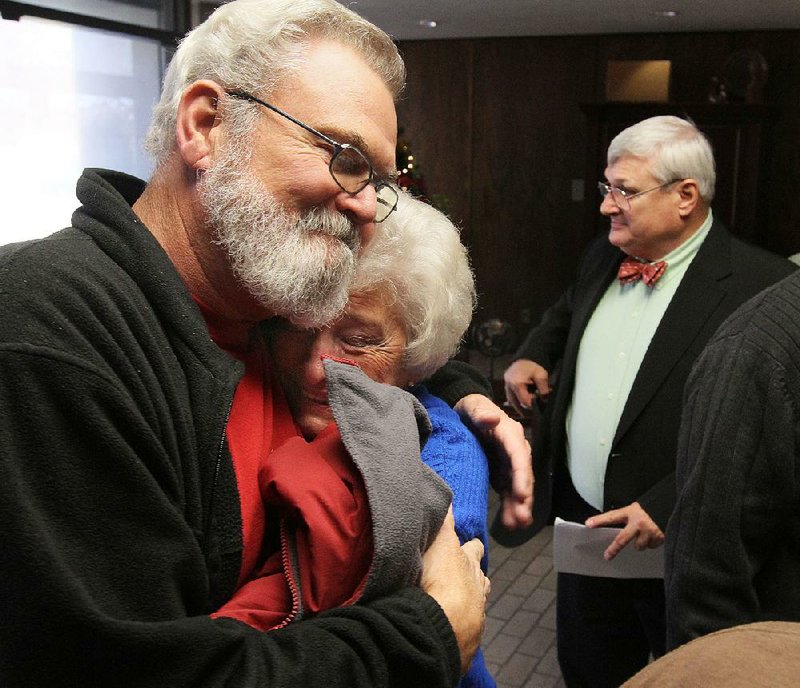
top-left (396, 30), bottom-right (800, 339)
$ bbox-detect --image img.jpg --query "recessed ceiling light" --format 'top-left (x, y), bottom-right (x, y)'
top-left (655, 10), bottom-right (679, 17)
top-left (418, 19), bottom-right (438, 28)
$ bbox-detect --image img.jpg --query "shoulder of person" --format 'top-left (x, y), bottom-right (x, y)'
top-left (728, 234), bottom-right (797, 277)
top-left (705, 269), bottom-right (800, 366)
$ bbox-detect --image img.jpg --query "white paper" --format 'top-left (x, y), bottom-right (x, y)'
top-left (552, 517), bottom-right (664, 579)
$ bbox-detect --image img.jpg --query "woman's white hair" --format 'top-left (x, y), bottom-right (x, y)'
top-left (145, 0), bottom-right (405, 166)
top-left (351, 191), bottom-right (476, 382)
top-left (607, 115), bottom-right (716, 202)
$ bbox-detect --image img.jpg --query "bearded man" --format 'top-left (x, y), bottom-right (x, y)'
top-left (0, 1), bottom-right (532, 686)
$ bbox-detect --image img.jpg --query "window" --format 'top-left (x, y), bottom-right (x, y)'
top-left (0, 0), bottom-right (178, 241)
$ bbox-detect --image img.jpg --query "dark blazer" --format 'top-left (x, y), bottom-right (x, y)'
top-left (514, 219), bottom-right (795, 538)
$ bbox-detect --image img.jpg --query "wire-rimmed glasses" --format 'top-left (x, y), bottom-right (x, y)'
top-left (226, 90), bottom-right (399, 223)
top-left (598, 179), bottom-right (684, 211)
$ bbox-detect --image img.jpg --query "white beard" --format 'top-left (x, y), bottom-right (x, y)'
top-left (198, 153), bottom-right (359, 328)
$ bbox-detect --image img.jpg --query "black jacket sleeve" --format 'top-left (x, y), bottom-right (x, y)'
top-left (0, 348), bottom-right (460, 688)
top-left (514, 285), bottom-right (575, 375)
top-left (425, 359), bottom-right (493, 407)
top-left (514, 236), bottom-right (615, 375)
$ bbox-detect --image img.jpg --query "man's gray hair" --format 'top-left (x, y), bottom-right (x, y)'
top-left (608, 115), bottom-right (716, 202)
top-left (351, 191), bottom-right (476, 382)
top-left (145, 0), bottom-right (405, 166)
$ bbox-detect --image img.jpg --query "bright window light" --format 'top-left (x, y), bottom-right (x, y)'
top-left (1, 16), bottom-right (161, 242)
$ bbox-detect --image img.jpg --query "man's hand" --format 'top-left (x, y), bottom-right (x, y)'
top-left (421, 509), bottom-right (490, 674)
top-left (503, 359), bottom-right (551, 416)
top-left (585, 501), bottom-right (665, 560)
top-left (453, 394), bottom-right (533, 529)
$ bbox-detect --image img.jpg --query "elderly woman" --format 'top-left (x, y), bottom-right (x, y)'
top-left (216, 192), bottom-right (494, 687)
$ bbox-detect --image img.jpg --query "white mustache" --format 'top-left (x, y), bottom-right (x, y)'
top-left (296, 207), bottom-right (359, 252)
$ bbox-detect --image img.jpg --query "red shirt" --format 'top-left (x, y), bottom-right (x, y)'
top-left (196, 302), bottom-right (372, 629)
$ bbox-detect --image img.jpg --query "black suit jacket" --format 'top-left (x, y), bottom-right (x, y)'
top-left (513, 219), bottom-right (795, 538)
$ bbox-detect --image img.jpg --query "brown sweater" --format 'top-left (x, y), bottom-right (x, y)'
top-left (623, 621), bottom-right (800, 687)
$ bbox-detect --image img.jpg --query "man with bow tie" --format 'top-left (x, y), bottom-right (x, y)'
top-left (502, 115), bottom-right (795, 688)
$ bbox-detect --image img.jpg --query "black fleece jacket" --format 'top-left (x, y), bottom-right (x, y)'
top-left (0, 169), bottom-right (463, 688)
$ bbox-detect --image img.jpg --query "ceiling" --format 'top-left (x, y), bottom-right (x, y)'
top-left (347, 0), bottom-right (800, 41)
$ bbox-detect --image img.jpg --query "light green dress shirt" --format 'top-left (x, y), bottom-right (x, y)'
top-left (565, 211), bottom-right (713, 511)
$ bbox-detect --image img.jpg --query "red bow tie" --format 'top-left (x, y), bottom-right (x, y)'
top-left (618, 256), bottom-right (667, 287)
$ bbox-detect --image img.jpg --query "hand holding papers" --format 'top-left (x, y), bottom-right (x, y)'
top-left (553, 518), bottom-right (664, 579)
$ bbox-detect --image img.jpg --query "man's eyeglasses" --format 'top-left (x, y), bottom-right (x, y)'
top-left (226, 90), bottom-right (399, 223)
top-left (598, 179), bottom-right (683, 211)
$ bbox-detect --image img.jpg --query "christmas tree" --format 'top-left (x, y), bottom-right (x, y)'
top-left (395, 130), bottom-right (450, 215)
